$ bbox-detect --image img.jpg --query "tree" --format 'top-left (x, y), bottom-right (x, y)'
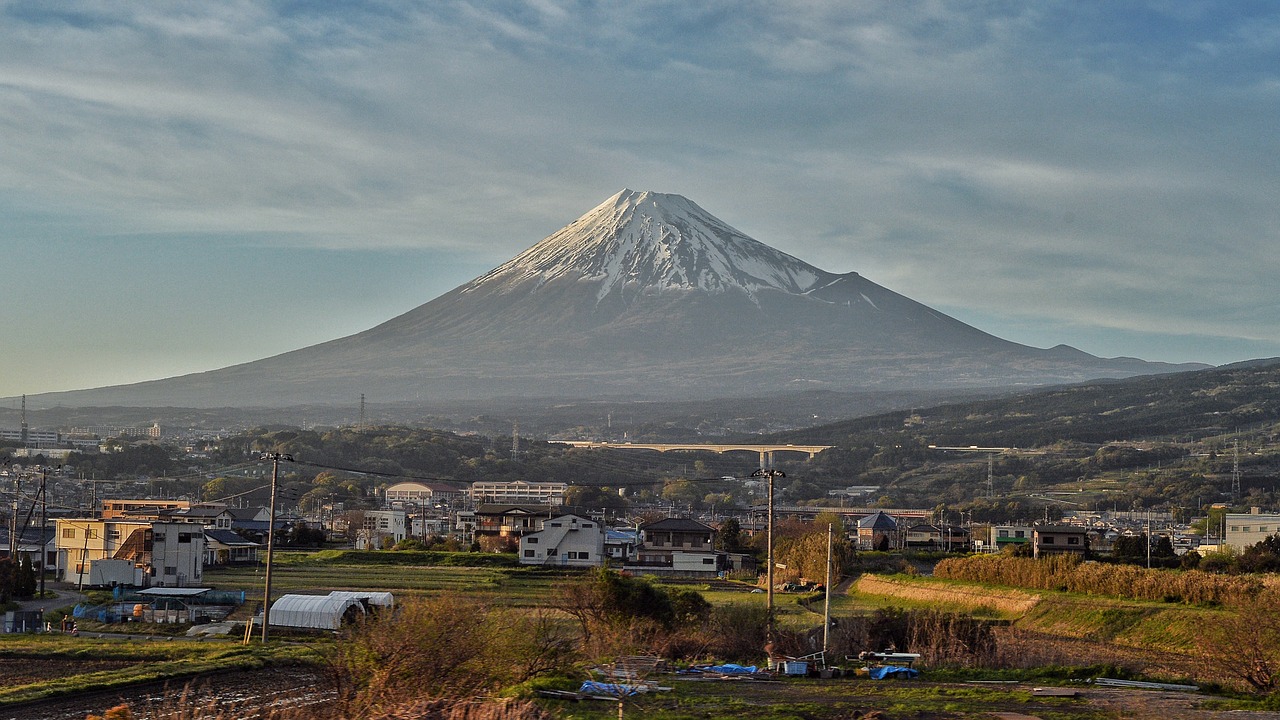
top-left (715, 517), bottom-right (745, 553)
top-left (1204, 590), bottom-right (1280, 692)
top-left (14, 555), bottom-right (37, 599)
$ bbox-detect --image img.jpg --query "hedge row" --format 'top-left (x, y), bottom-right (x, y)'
top-left (934, 553), bottom-right (1262, 606)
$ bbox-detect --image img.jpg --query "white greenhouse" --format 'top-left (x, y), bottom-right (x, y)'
top-left (268, 591), bottom-right (395, 630)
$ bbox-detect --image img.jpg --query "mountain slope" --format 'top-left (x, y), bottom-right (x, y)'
top-left (24, 190), bottom-right (1205, 408)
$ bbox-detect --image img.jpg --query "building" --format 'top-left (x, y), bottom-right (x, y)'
top-left (904, 524), bottom-right (970, 551)
top-left (979, 524), bottom-right (1034, 553)
top-left (55, 519), bottom-right (205, 587)
top-left (470, 480), bottom-right (568, 506)
top-left (626, 517), bottom-right (724, 578)
top-left (1032, 525), bottom-right (1089, 558)
top-left (100, 499), bottom-right (191, 520)
top-left (518, 514), bottom-right (605, 567)
top-left (605, 528), bottom-right (640, 562)
top-left (385, 481), bottom-right (467, 507)
top-left (356, 510), bottom-right (408, 549)
top-left (1224, 510), bottom-right (1280, 553)
top-left (473, 504), bottom-right (561, 539)
top-left (856, 511), bottom-right (900, 551)
top-left (204, 529), bottom-right (260, 565)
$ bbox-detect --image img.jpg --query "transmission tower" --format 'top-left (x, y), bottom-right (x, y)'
top-left (511, 421), bottom-right (520, 461)
top-left (359, 394), bottom-right (367, 431)
top-left (20, 394), bottom-right (27, 446)
top-left (1231, 439), bottom-right (1241, 501)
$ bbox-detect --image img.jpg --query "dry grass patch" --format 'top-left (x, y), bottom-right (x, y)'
top-left (854, 574), bottom-right (1040, 616)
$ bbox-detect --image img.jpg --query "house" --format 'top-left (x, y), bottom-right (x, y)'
top-left (166, 505), bottom-right (236, 530)
top-left (1, 526), bottom-right (56, 576)
top-left (856, 511), bottom-right (899, 551)
top-left (55, 519), bottom-right (205, 587)
top-left (904, 524), bottom-right (970, 551)
top-left (518, 514), bottom-right (605, 567)
top-left (604, 528), bottom-right (640, 562)
top-left (473, 504), bottom-right (561, 539)
top-left (1032, 525), bottom-right (1089, 558)
top-left (984, 524), bottom-right (1034, 553)
top-left (203, 529), bottom-right (260, 565)
top-left (626, 517), bottom-right (724, 578)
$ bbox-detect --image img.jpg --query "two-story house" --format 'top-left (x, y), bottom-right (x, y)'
top-left (1032, 524), bottom-right (1089, 558)
top-left (518, 514), bottom-right (605, 567)
top-left (626, 517), bottom-right (723, 578)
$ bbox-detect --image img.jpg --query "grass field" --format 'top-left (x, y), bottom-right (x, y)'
top-left (0, 635), bottom-right (309, 706)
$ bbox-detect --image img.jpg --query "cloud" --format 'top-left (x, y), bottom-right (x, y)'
top-left (0, 0), bottom-right (1277, 395)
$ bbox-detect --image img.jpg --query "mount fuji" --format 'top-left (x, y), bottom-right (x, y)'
top-left (29, 190), bottom-right (1204, 408)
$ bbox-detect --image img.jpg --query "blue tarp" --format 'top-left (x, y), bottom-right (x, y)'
top-left (705, 664), bottom-right (758, 674)
top-left (868, 665), bottom-right (919, 680)
top-left (579, 681), bottom-right (640, 696)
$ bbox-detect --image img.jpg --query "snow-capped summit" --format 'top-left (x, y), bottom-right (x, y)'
top-left (463, 189), bottom-right (826, 303)
top-left (25, 191), bottom-right (1207, 408)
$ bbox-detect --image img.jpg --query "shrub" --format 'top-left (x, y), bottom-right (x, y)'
top-left (322, 594), bottom-right (575, 716)
top-left (934, 553), bottom-right (1262, 606)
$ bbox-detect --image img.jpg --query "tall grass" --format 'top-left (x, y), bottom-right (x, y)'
top-left (935, 554), bottom-right (1263, 606)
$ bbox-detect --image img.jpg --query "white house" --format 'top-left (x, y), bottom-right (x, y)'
top-left (519, 514), bottom-right (605, 567)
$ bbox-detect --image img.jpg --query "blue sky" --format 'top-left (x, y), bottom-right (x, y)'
top-left (2, 1), bottom-right (1278, 399)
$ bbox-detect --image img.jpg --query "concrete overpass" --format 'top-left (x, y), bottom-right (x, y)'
top-left (554, 440), bottom-right (832, 466)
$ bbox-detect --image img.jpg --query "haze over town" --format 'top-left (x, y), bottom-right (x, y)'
top-left (2, 2), bottom-right (1278, 399)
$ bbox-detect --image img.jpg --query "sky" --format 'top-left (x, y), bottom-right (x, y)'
top-left (2, 1), bottom-right (1278, 400)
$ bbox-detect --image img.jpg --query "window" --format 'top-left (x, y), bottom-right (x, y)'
top-left (702, 558), bottom-right (715, 565)
top-left (582, 523), bottom-right (593, 528)
top-left (1014, 530), bottom-right (1025, 538)
top-left (1067, 536), bottom-right (1080, 545)
top-left (524, 550), bottom-right (536, 558)
top-left (164, 566), bottom-right (177, 576)
top-left (1043, 536), bottom-right (1056, 544)
top-left (997, 530), bottom-right (1009, 538)
top-left (86, 529), bottom-right (97, 539)
top-left (62, 528), bottom-right (76, 539)
top-left (549, 522), bottom-right (562, 527)
top-left (178, 533), bottom-right (192, 543)
top-left (108, 530), bottom-right (121, 540)
top-left (527, 537), bottom-right (539, 544)
top-left (1243, 527), bottom-right (1253, 533)
top-left (154, 533), bottom-right (166, 542)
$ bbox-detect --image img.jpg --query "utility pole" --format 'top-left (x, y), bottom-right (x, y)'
top-left (39, 468), bottom-right (47, 598)
top-left (259, 452), bottom-right (294, 642)
top-left (752, 465), bottom-right (784, 658)
top-left (823, 522), bottom-right (833, 656)
top-left (9, 472), bottom-right (19, 564)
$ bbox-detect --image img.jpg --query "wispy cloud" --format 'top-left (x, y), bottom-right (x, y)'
top-left (0, 0), bottom-right (1277, 395)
